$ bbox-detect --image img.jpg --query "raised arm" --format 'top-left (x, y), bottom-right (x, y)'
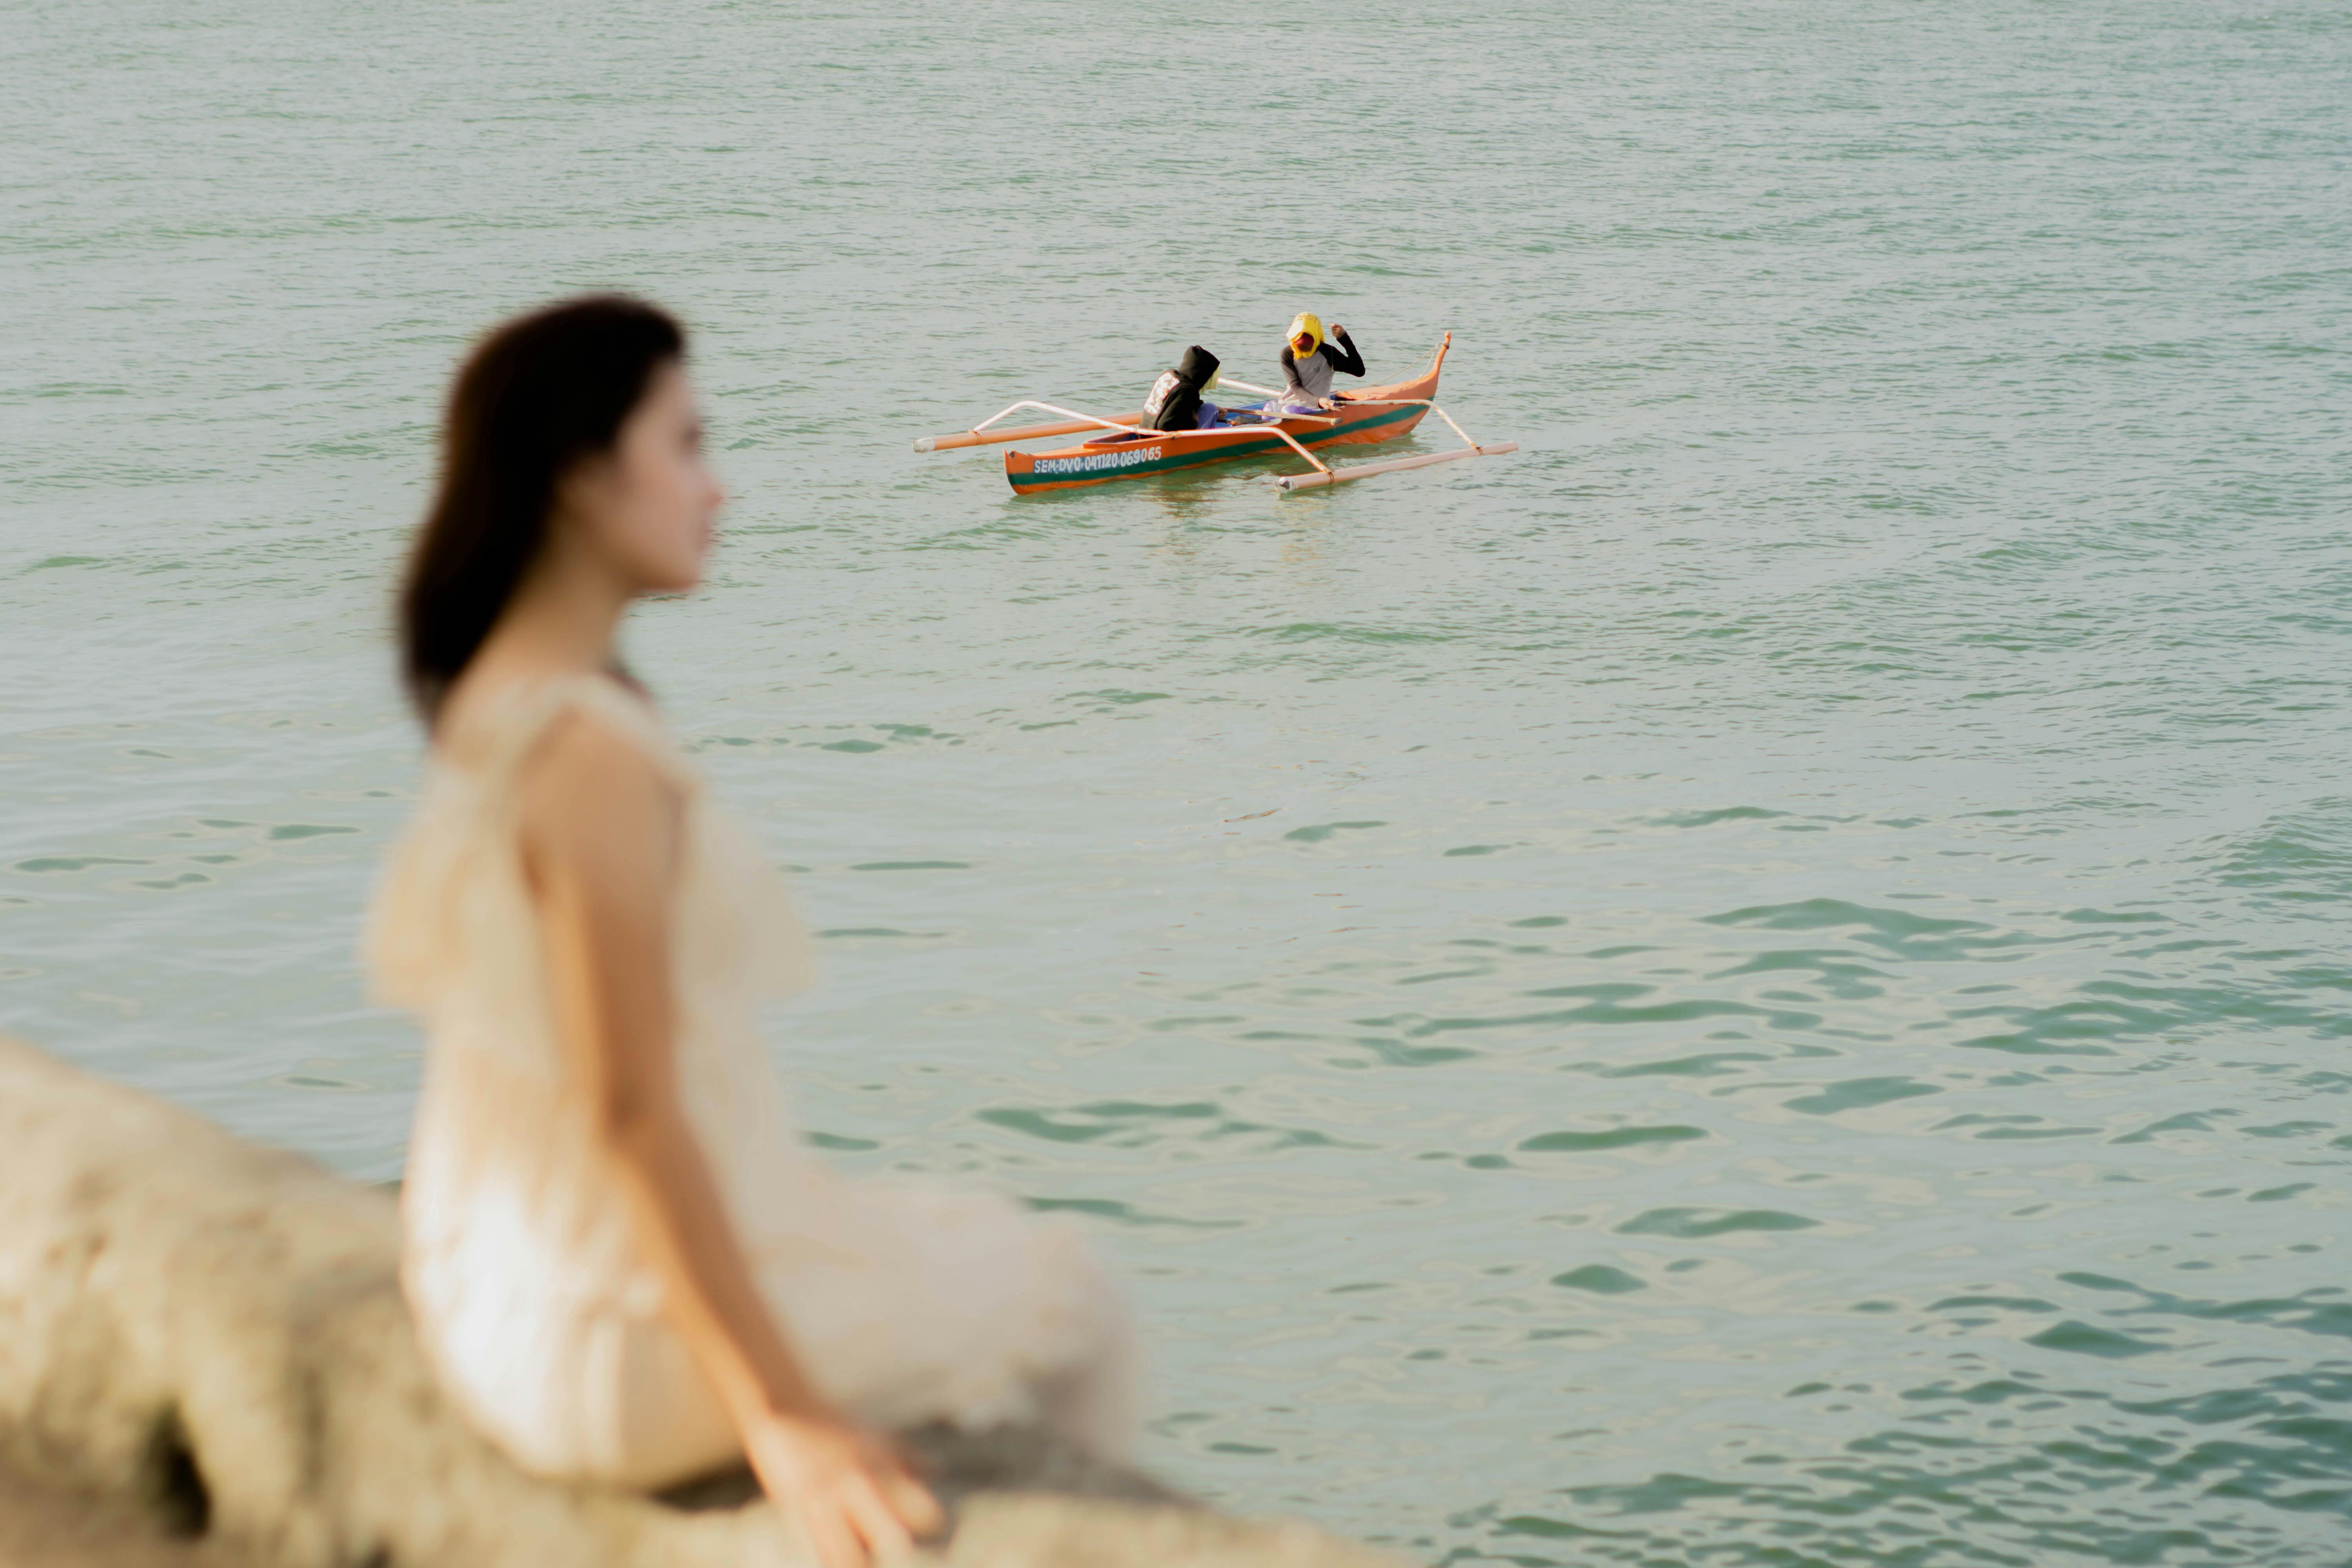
top-left (518, 713), bottom-right (940, 1568)
top-left (1323, 327), bottom-right (1365, 378)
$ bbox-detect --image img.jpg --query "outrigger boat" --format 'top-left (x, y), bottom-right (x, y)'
top-left (913, 333), bottom-right (1515, 495)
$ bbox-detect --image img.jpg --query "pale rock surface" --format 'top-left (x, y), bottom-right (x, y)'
top-left (0, 1037), bottom-right (1394, 1568)
top-left (0, 1459), bottom-right (241, 1567)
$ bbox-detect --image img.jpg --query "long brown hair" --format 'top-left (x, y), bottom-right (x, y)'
top-left (398, 295), bottom-right (685, 725)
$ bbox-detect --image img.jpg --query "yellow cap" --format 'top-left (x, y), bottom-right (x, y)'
top-left (1286, 312), bottom-right (1323, 359)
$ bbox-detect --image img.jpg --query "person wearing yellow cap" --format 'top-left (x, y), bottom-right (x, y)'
top-left (1276, 313), bottom-right (1365, 414)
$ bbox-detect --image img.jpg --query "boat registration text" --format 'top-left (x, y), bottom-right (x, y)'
top-left (1033, 445), bottom-right (1163, 476)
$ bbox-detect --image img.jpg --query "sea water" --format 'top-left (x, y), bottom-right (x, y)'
top-left (4, 2), bottom-right (2350, 1561)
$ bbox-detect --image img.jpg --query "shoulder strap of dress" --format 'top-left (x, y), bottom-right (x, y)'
top-left (474, 674), bottom-right (689, 804)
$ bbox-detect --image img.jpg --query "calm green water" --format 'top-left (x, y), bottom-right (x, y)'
top-left (7, 2), bottom-right (2352, 1561)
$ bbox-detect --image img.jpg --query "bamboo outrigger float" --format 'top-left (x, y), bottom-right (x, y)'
top-left (913, 334), bottom-right (1516, 495)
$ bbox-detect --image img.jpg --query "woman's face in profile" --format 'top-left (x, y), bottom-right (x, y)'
top-left (566, 359), bottom-right (723, 595)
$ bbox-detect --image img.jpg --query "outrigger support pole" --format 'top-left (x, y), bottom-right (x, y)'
top-left (916, 399), bottom-right (1337, 477)
top-left (913, 399), bottom-right (1332, 452)
top-left (914, 404), bottom-right (1148, 453)
top-left (1275, 441), bottom-right (1521, 490)
top-left (1215, 377), bottom-right (1291, 402)
top-left (1273, 397), bottom-right (1516, 493)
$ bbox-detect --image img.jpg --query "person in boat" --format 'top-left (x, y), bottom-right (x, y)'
top-left (1276, 313), bottom-right (1365, 414)
top-left (373, 296), bottom-right (1142, 1568)
top-left (1142, 344), bottom-right (1252, 431)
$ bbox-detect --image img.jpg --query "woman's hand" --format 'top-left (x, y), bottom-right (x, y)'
top-left (744, 1407), bottom-right (944, 1568)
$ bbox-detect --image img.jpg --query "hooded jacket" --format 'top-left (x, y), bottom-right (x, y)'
top-left (1144, 345), bottom-right (1221, 432)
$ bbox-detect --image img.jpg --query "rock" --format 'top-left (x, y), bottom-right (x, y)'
top-left (0, 1458), bottom-right (244, 1568)
top-left (0, 1037), bottom-right (1392, 1568)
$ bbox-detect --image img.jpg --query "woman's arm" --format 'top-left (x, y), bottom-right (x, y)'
top-left (519, 713), bottom-right (940, 1568)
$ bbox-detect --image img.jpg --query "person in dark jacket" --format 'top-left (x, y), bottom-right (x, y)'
top-left (1276, 313), bottom-right (1365, 412)
top-left (1142, 345), bottom-right (1236, 432)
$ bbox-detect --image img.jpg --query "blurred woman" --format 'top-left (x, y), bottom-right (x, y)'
top-left (369, 296), bottom-right (1139, 1568)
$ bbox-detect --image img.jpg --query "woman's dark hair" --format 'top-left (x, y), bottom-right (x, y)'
top-left (398, 294), bottom-right (685, 725)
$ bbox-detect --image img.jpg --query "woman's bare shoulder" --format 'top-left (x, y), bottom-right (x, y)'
top-left (512, 699), bottom-right (683, 887)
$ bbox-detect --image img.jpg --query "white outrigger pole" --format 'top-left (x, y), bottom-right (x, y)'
top-left (913, 399), bottom-right (1352, 484)
top-left (911, 344), bottom-right (1516, 493)
top-left (1203, 377), bottom-right (1519, 492)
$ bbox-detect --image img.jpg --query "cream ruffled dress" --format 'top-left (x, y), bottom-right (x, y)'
top-left (367, 675), bottom-right (1136, 1488)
